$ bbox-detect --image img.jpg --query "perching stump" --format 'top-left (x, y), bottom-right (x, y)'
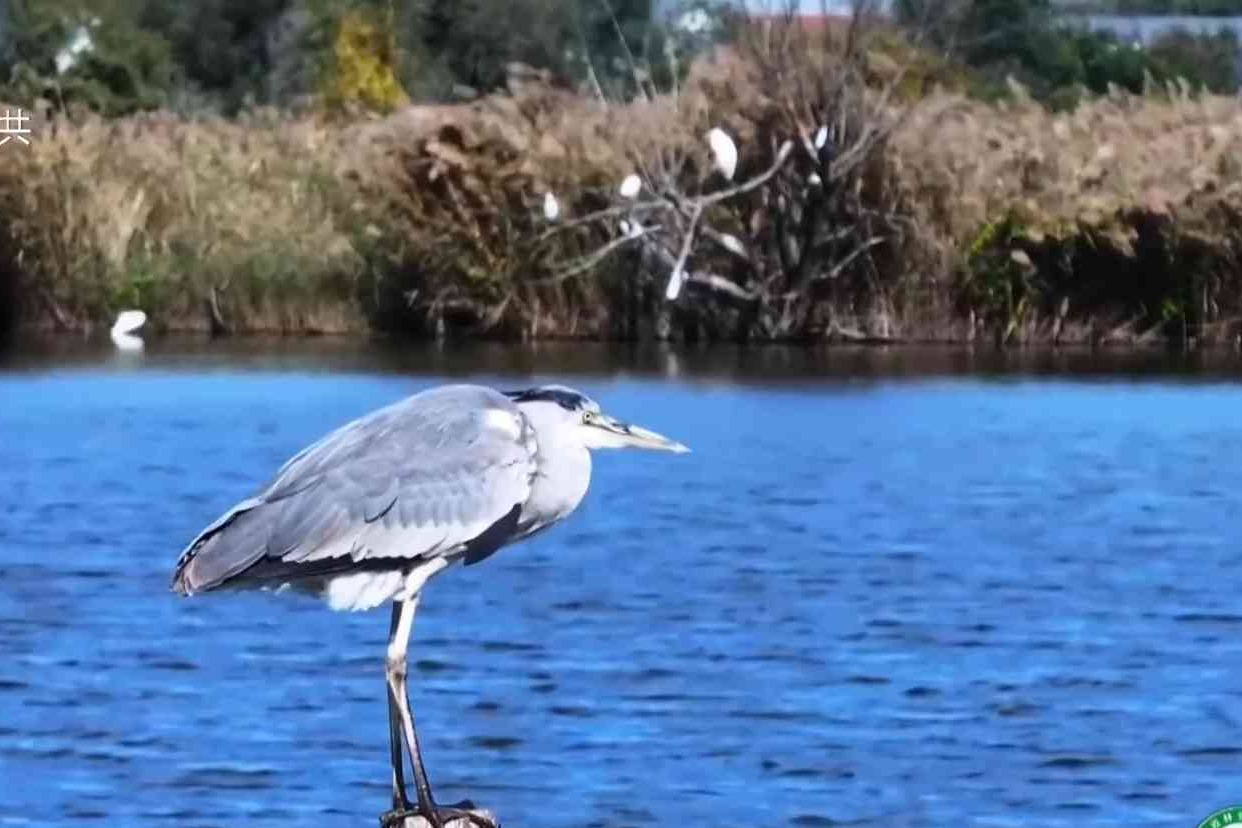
top-left (392, 808), bottom-right (497, 828)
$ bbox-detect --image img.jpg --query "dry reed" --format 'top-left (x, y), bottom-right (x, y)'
top-left (0, 109), bottom-right (377, 334)
top-left (5, 62), bottom-right (1242, 345)
top-left (895, 80), bottom-right (1242, 345)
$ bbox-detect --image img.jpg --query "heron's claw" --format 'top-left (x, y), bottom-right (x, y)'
top-left (379, 806), bottom-right (415, 828)
top-left (379, 803), bottom-right (497, 828)
top-left (439, 804), bottom-right (496, 828)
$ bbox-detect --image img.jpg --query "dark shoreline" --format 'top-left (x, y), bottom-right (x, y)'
top-left (6, 333), bottom-right (1242, 382)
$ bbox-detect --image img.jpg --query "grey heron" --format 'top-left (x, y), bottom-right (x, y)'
top-left (170, 383), bottom-right (688, 828)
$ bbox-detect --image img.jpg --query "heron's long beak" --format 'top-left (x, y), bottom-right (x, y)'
top-left (592, 415), bottom-right (690, 453)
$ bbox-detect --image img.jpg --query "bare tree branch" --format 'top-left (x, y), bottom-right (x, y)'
top-left (546, 226), bottom-right (656, 282)
top-left (700, 140), bottom-right (795, 207)
top-left (536, 198), bottom-right (670, 241)
top-left (700, 225), bottom-right (752, 263)
top-left (598, 0), bottom-right (651, 102)
top-left (668, 202), bottom-right (703, 297)
top-left (816, 236), bottom-right (886, 281)
top-left (685, 271), bottom-right (761, 302)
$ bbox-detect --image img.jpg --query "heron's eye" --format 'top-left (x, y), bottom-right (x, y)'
top-left (582, 411), bottom-right (596, 424)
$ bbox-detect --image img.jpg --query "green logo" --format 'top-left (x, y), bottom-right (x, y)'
top-left (1198, 807), bottom-right (1242, 828)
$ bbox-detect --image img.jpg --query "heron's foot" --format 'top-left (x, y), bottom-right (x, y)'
top-left (380, 802), bottom-right (413, 827)
top-left (379, 801), bottom-right (497, 828)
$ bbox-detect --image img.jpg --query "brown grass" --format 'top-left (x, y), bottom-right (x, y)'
top-left (895, 80), bottom-right (1242, 345)
top-left (0, 109), bottom-right (377, 334)
top-left (5, 53), bottom-right (1242, 346)
top-left (356, 38), bottom-right (938, 342)
top-left (896, 80), bottom-right (1242, 242)
top-left (357, 76), bottom-right (696, 338)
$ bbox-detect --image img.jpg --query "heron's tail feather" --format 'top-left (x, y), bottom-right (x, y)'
top-left (171, 497), bottom-right (268, 595)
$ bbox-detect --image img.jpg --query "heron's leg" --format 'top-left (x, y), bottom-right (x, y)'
top-left (387, 602), bottom-right (411, 810)
top-left (382, 597), bottom-right (496, 828)
top-left (386, 597), bottom-right (438, 813)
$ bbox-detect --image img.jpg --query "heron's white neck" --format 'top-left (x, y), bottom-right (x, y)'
top-left (518, 404), bottom-right (593, 531)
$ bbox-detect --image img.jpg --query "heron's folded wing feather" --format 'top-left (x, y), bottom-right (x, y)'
top-left (271, 454), bottom-right (531, 565)
top-left (173, 385), bottom-right (536, 594)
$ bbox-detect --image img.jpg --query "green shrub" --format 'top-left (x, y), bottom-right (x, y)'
top-left (1147, 26), bottom-right (1240, 93)
top-left (895, 0), bottom-right (1242, 106)
top-left (1, 4), bottom-right (178, 115)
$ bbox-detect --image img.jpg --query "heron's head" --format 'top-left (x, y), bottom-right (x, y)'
top-left (505, 385), bottom-right (689, 453)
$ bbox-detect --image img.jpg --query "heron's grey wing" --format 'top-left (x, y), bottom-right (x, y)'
top-left (172, 385), bottom-right (537, 594)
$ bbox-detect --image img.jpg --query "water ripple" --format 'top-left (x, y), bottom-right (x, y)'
top-left (3, 369), bottom-right (1242, 827)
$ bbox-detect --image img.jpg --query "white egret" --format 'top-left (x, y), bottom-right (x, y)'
top-left (55, 25), bottom-right (94, 75)
top-left (717, 233), bottom-right (746, 257)
top-left (111, 310), bottom-right (146, 352)
top-left (618, 174), bottom-right (642, 199)
top-left (707, 128), bottom-right (738, 181)
top-left (675, 8), bottom-right (711, 33)
top-left (542, 192), bottom-right (560, 222)
top-left (665, 268), bottom-right (685, 301)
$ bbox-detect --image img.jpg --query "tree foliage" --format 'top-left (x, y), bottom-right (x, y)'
top-left (2, 0), bottom-right (178, 114)
top-left (1112, 0), bottom-right (1242, 12)
top-left (896, 0), bottom-right (1241, 106)
top-left (0, 0), bottom-right (669, 113)
top-left (14, 0), bottom-right (1230, 118)
top-left (393, 0), bottom-right (658, 99)
top-left (1147, 26), bottom-right (1240, 91)
top-left (323, 5), bottom-right (408, 111)
top-left (138, 0), bottom-right (293, 107)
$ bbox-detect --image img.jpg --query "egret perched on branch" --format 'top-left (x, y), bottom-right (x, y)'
top-left (665, 268), bottom-right (686, 301)
top-left (618, 173), bottom-right (642, 199)
top-left (171, 384), bottom-right (688, 828)
top-left (542, 191), bottom-right (560, 221)
top-left (707, 127), bottom-right (738, 181)
top-left (619, 219), bottom-right (644, 239)
top-left (717, 233), bottom-right (747, 258)
top-left (110, 309), bottom-right (146, 351)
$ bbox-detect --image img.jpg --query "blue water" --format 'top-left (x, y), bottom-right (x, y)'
top-left (3, 343), bottom-right (1242, 827)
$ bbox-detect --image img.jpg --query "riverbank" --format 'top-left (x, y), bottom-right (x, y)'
top-left (8, 334), bottom-right (1242, 381)
top-left (898, 81), bottom-right (1242, 349)
top-left (3, 55), bottom-right (1242, 347)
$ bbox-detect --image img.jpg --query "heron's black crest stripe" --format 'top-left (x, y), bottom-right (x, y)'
top-left (504, 387), bottom-right (589, 411)
top-left (463, 502), bottom-right (522, 566)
